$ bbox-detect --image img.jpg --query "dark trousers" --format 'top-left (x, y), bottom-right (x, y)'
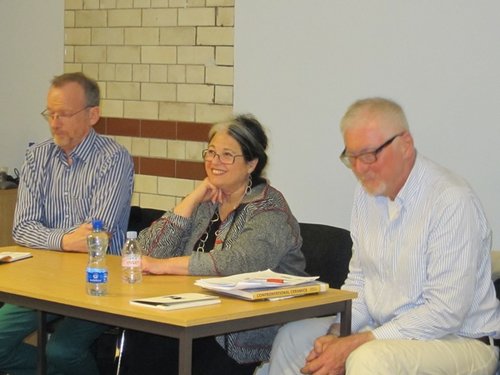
top-left (120, 330), bottom-right (258, 375)
top-left (0, 304), bottom-right (107, 375)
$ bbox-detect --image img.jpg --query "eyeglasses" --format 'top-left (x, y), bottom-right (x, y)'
top-left (40, 106), bottom-right (91, 123)
top-left (339, 132), bottom-right (405, 168)
top-left (202, 149), bottom-right (244, 165)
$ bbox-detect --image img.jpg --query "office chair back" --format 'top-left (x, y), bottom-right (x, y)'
top-left (298, 222), bottom-right (352, 289)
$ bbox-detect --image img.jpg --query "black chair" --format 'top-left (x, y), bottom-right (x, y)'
top-left (495, 279), bottom-right (500, 349)
top-left (126, 206), bottom-right (165, 234)
top-left (298, 222), bottom-right (353, 289)
top-left (495, 279), bottom-right (500, 301)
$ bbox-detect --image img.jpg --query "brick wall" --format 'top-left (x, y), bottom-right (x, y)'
top-left (64, 0), bottom-right (234, 210)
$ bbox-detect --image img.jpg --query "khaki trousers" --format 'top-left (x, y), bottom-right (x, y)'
top-left (257, 316), bottom-right (499, 375)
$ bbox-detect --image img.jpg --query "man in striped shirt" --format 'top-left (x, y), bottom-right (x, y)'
top-left (260, 98), bottom-right (499, 375)
top-left (0, 72), bottom-right (134, 375)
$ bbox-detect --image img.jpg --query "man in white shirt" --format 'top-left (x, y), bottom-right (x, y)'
top-left (259, 97), bottom-right (500, 375)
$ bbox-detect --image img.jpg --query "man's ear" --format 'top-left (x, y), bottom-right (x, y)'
top-left (400, 131), bottom-right (414, 156)
top-left (89, 106), bottom-right (101, 126)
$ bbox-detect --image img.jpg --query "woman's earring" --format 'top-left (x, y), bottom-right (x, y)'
top-left (246, 174), bottom-right (253, 195)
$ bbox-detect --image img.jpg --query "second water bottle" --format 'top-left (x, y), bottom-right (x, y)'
top-left (122, 231), bottom-right (142, 284)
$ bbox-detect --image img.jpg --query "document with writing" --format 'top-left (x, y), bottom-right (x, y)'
top-left (195, 269), bottom-right (319, 291)
top-left (130, 293), bottom-right (220, 311)
top-left (195, 270), bottom-right (325, 301)
top-left (0, 252), bottom-right (32, 263)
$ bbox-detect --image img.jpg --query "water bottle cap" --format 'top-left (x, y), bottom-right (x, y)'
top-left (126, 231), bottom-right (137, 239)
top-left (92, 219), bottom-right (103, 231)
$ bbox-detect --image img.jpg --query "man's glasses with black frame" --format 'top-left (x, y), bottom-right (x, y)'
top-left (339, 132), bottom-right (405, 169)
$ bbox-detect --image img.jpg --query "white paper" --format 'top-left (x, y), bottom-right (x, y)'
top-left (195, 269), bottom-right (318, 291)
top-left (0, 251), bottom-right (32, 263)
top-left (130, 293), bottom-right (220, 311)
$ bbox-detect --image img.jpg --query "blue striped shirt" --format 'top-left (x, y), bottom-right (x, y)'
top-left (343, 153), bottom-right (500, 340)
top-left (12, 129), bottom-right (134, 255)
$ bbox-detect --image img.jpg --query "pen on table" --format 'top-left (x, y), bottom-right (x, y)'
top-left (137, 301), bottom-right (176, 307)
top-left (266, 278), bottom-right (284, 283)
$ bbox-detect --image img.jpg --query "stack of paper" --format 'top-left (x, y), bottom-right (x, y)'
top-left (195, 269), bottom-right (319, 290)
top-left (195, 269), bottom-right (327, 301)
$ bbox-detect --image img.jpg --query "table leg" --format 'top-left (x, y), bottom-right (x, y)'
top-left (37, 311), bottom-right (47, 375)
top-left (339, 300), bottom-right (352, 337)
top-left (178, 334), bottom-right (193, 375)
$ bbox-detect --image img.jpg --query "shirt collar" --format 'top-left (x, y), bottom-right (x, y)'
top-left (57, 128), bottom-right (97, 163)
top-left (375, 152), bottom-right (423, 218)
top-left (395, 152), bottom-right (424, 205)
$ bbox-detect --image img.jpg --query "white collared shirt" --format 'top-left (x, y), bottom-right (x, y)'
top-left (343, 154), bottom-right (500, 340)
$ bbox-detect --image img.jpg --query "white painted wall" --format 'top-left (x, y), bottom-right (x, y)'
top-left (0, 0), bottom-right (63, 174)
top-left (1, 1), bottom-right (499, 250)
top-left (235, 0), bottom-right (500, 249)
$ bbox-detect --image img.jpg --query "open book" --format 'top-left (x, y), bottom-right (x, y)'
top-left (130, 293), bottom-right (220, 311)
top-left (195, 269), bottom-right (328, 301)
top-left (195, 269), bottom-right (319, 291)
top-left (0, 251), bottom-right (32, 263)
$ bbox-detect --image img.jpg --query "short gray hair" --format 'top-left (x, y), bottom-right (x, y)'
top-left (340, 97), bottom-right (409, 134)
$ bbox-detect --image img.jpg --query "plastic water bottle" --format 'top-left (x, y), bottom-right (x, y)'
top-left (121, 231), bottom-right (142, 284)
top-left (86, 219), bottom-right (109, 296)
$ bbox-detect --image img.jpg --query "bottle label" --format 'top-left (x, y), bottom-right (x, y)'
top-left (122, 255), bottom-right (141, 268)
top-left (86, 268), bottom-right (108, 283)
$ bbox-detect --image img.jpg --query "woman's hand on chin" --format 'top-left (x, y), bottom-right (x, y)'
top-left (194, 178), bottom-right (224, 204)
top-left (174, 178), bottom-right (223, 217)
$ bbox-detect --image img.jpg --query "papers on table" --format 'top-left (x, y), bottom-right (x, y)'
top-left (0, 251), bottom-right (32, 263)
top-left (130, 293), bottom-right (220, 311)
top-left (195, 269), bottom-right (319, 292)
top-left (205, 281), bottom-right (329, 301)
